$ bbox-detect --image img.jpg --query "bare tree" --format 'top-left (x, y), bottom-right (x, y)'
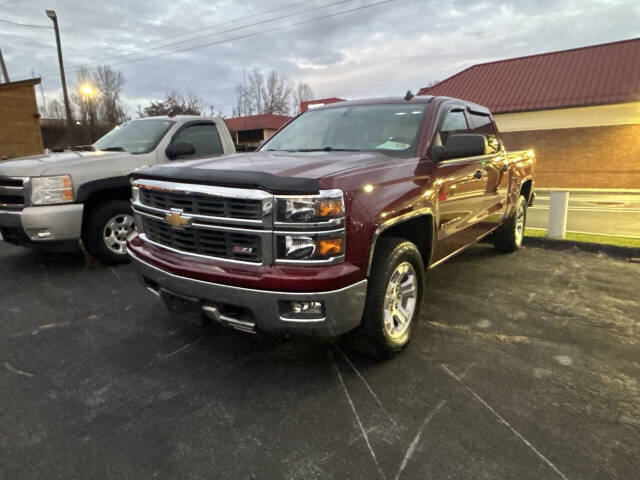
top-left (140, 91), bottom-right (209, 117)
top-left (45, 98), bottom-right (66, 119)
top-left (263, 70), bottom-right (293, 115)
top-left (71, 66), bottom-right (99, 136)
top-left (94, 65), bottom-right (126, 126)
top-left (233, 69), bottom-right (312, 117)
top-left (233, 84), bottom-right (251, 117)
top-left (292, 81), bottom-right (314, 114)
top-left (247, 69), bottom-right (265, 115)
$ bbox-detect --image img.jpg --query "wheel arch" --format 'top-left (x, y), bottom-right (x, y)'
top-left (77, 177), bottom-right (132, 237)
top-left (366, 209), bottom-right (435, 276)
top-left (520, 177), bottom-right (533, 205)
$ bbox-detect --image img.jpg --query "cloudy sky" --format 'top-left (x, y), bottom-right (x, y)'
top-left (1, 0), bottom-right (639, 117)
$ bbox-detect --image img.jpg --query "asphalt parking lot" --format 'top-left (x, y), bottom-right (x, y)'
top-left (1, 241), bottom-right (639, 479)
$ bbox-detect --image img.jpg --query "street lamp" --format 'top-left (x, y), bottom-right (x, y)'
top-left (79, 82), bottom-right (98, 99)
top-left (46, 9), bottom-right (74, 142)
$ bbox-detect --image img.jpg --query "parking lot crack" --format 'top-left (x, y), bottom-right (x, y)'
top-left (4, 361), bottom-right (35, 378)
top-left (394, 400), bottom-right (446, 480)
top-left (331, 340), bottom-right (397, 426)
top-left (441, 364), bottom-right (569, 480)
top-left (157, 337), bottom-right (202, 361)
top-left (329, 350), bottom-right (387, 480)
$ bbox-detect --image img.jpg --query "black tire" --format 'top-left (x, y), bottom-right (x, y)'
top-left (83, 200), bottom-right (134, 265)
top-left (349, 237), bottom-right (425, 359)
top-left (494, 194), bottom-right (527, 253)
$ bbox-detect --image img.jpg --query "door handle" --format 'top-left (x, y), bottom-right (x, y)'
top-left (473, 170), bottom-right (485, 179)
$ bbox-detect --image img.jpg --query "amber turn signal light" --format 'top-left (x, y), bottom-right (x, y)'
top-left (315, 198), bottom-right (343, 218)
top-left (316, 237), bottom-right (343, 257)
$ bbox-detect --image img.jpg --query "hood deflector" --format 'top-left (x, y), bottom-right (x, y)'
top-left (130, 165), bottom-right (321, 195)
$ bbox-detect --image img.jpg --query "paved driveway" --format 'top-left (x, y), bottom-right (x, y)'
top-left (1, 241), bottom-right (638, 479)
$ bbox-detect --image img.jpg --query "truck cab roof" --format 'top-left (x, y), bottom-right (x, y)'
top-left (314, 95), bottom-right (491, 116)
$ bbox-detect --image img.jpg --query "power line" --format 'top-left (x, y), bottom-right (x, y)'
top-left (96, 0), bottom-right (395, 70)
top-left (62, 0), bottom-right (355, 75)
top-left (0, 17), bottom-right (51, 28)
top-left (123, 0), bottom-right (313, 51)
top-left (139, 0), bottom-right (355, 53)
top-left (0, 0), bottom-right (31, 7)
top-left (15, 0), bottom-right (394, 81)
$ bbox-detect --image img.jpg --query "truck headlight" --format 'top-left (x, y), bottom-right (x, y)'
top-left (31, 175), bottom-right (74, 205)
top-left (277, 233), bottom-right (344, 261)
top-left (276, 190), bottom-right (344, 224)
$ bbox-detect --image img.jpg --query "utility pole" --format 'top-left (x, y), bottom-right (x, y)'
top-left (46, 10), bottom-right (74, 142)
top-left (0, 47), bottom-right (9, 83)
top-left (38, 72), bottom-right (47, 116)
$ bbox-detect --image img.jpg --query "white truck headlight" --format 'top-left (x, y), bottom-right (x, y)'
top-left (31, 175), bottom-right (74, 205)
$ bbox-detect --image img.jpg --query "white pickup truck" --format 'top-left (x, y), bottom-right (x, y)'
top-left (0, 115), bottom-right (235, 263)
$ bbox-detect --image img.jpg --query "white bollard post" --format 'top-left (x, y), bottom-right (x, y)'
top-left (547, 191), bottom-right (569, 239)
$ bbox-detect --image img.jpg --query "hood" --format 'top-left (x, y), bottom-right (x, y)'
top-left (168, 150), bottom-right (394, 180)
top-left (0, 150), bottom-right (129, 177)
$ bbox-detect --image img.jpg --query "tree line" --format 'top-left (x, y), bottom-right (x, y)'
top-left (232, 69), bottom-right (313, 117)
top-left (41, 66), bottom-right (315, 147)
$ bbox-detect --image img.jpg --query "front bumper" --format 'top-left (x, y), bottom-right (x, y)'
top-left (129, 248), bottom-right (367, 336)
top-left (0, 204), bottom-right (83, 243)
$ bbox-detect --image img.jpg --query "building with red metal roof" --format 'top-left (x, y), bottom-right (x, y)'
top-left (224, 113), bottom-right (292, 150)
top-left (418, 38), bottom-right (640, 189)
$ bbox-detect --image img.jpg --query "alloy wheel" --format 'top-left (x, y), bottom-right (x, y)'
top-left (383, 262), bottom-right (418, 339)
top-left (103, 214), bottom-right (134, 255)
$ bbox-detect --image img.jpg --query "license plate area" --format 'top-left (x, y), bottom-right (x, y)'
top-left (160, 289), bottom-right (202, 320)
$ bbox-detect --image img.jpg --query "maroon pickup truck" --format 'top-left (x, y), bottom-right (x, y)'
top-left (127, 96), bottom-right (535, 358)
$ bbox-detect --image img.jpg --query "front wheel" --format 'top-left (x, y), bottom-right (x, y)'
top-left (349, 237), bottom-right (425, 359)
top-left (493, 194), bottom-right (527, 253)
top-left (83, 200), bottom-right (135, 264)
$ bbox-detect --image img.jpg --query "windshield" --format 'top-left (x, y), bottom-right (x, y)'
top-left (93, 119), bottom-right (175, 154)
top-left (261, 103), bottom-right (427, 157)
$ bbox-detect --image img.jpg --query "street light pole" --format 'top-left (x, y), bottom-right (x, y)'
top-left (46, 10), bottom-right (74, 142)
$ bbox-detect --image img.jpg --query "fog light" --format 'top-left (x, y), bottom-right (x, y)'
top-left (280, 300), bottom-right (325, 321)
top-left (292, 301), bottom-right (323, 314)
top-left (27, 228), bottom-right (52, 239)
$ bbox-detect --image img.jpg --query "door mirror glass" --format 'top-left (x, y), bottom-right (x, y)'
top-left (432, 134), bottom-right (487, 161)
top-left (166, 141), bottom-right (196, 160)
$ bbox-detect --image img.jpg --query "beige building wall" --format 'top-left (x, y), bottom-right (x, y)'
top-left (494, 102), bottom-right (640, 189)
top-left (0, 82), bottom-right (44, 160)
top-left (495, 101), bottom-right (640, 132)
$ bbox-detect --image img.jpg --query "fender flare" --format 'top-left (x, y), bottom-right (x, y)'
top-left (366, 207), bottom-right (435, 276)
top-left (76, 176), bottom-right (131, 203)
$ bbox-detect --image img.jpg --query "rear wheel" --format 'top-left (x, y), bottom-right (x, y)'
top-left (494, 194), bottom-right (527, 253)
top-left (349, 237), bottom-right (425, 359)
top-left (83, 200), bottom-right (134, 264)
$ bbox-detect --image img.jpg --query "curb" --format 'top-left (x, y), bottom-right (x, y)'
top-left (535, 188), bottom-right (640, 194)
top-left (523, 236), bottom-right (640, 260)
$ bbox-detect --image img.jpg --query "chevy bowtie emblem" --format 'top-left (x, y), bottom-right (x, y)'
top-left (164, 209), bottom-right (192, 228)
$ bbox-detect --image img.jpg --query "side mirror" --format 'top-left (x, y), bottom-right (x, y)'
top-left (166, 141), bottom-right (196, 160)
top-left (432, 134), bottom-right (487, 162)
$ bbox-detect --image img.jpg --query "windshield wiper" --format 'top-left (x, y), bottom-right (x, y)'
top-left (99, 146), bottom-right (126, 152)
top-left (295, 147), bottom-right (360, 152)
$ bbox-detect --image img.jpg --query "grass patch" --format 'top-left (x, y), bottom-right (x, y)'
top-left (525, 228), bottom-right (640, 248)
